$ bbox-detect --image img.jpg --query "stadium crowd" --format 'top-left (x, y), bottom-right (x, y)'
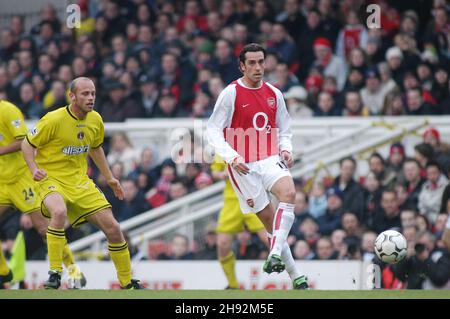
top-left (1, 0), bottom-right (450, 289)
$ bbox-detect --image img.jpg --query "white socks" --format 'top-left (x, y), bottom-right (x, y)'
top-left (269, 202), bottom-right (295, 257)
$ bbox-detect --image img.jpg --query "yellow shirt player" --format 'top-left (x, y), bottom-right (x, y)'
top-left (0, 100), bottom-right (83, 289)
top-left (21, 77), bottom-right (142, 290)
top-left (211, 154), bottom-right (267, 289)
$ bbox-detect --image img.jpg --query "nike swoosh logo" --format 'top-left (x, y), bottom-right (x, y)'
top-left (242, 104), bottom-right (250, 108)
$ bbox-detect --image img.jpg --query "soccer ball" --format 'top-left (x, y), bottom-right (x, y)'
top-left (374, 230), bottom-right (407, 264)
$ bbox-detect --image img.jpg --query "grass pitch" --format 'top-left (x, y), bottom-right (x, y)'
top-left (1, 289), bottom-right (449, 299)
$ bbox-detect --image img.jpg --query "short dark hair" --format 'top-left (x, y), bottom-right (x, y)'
top-left (238, 43), bottom-right (266, 64)
top-left (414, 142), bottom-right (434, 161)
top-left (425, 160), bottom-right (441, 171)
top-left (339, 156), bottom-right (356, 167)
top-left (369, 152), bottom-right (386, 166)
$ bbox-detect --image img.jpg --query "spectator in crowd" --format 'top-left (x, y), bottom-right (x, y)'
top-left (296, 216), bottom-right (321, 248)
top-left (116, 178), bottom-right (151, 222)
top-left (342, 90), bottom-right (369, 116)
top-left (106, 132), bottom-right (140, 176)
top-left (292, 239), bottom-right (315, 260)
top-left (418, 161), bottom-right (449, 223)
top-left (317, 187), bottom-right (345, 236)
top-left (314, 237), bottom-right (338, 260)
top-left (368, 152), bottom-right (397, 189)
top-left (313, 91), bottom-right (340, 116)
top-left (311, 37), bottom-right (347, 90)
top-left (342, 212), bottom-right (363, 238)
top-left (333, 157), bottom-right (365, 217)
top-left (335, 10), bottom-right (368, 62)
top-left (373, 190), bottom-right (402, 234)
top-left (362, 171), bottom-right (383, 229)
top-left (361, 231), bottom-right (377, 262)
top-left (360, 66), bottom-right (394, 115)
top-left (403, 158), bottom-right (426, 210)
top-left (233, 230), bottom-right (266, 260)
top-left (401, 210), bottom-right (417, 229)
top-left (167, 178), bottom-right (188, 202)
top-left (422, 127), bottom-right (450, 174)
top-left (157, 234), bottom-right (195, 260)
top-left (289, 191), bottom-right (312, 245)
top-left (414, 142), bottom-right (435, 170)
top-left (100, 81), bottom-right (145, 121)
top-left (195, 222), bottom-right (218, 260)
top-left (386, 143), bottom-right (406, 185)
top-left (284, 85), bottom-right (313, 117)
top-left (18, 82), bottom-right (43, 119)
top-left (308, 182), bottom-right (328, 220)
top-left (382, 91), bottom-right (406, 115)
top-left (331, 228), bottom-right (347, 257)
top-left (392, 231), bottom-right (450, 289)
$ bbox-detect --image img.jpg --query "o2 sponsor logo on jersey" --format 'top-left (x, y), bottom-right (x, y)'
top-left (62, 145), bottom-right (90, 155)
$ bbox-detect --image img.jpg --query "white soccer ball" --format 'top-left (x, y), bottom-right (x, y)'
top-left (374, 230), bottom-right (407, 264)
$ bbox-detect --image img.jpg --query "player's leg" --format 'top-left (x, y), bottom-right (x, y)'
top-left (85, 209), bottom-right (142, 289)
top-left (217, 233), bottom-right (239, 289)
top-left (0, 206), bottom-right (13, 287)
top-left (216, 199), bottom-right (244, 289)
top-left (268, 176), bottom-right (296, 257)
top-left (256, 203), bottom-right (286, 273)
top-left (28, 210), bottom-right (74, 268)
top-left (41, 193), bottom-right (69, 289)
top-left (27, 210), bottom-right (86, 288)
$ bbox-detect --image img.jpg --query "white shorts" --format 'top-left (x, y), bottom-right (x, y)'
top-left (227, 155), bottom-right (291, 214)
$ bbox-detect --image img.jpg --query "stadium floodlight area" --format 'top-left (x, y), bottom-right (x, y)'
top-left (69, 116), bottom-right (439, 256)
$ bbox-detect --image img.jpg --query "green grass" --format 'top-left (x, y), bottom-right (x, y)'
top-left (0, 290), bottom-right (450, 299)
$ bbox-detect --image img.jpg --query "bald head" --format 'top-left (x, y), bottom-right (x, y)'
top-left (70, 77), bottom-right (94, 94)
top-left (69, 77), bottom-right (96, 115)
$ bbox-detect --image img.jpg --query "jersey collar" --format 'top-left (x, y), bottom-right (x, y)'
top-left (66, 105), bottom-right (80, 121)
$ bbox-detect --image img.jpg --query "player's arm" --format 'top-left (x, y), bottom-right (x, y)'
top-left (21, 138), bottom-right (46, 181)
top-left (0, 138), bottom-right (23, 155)
top-left (1, 102), bottom-right (28, 155)
top-left (275, 89), bottom-right (294, 168)
top-left (89, 146), bottom-right (124, 200)
top-left (206, 86), bottom-right (249, 175)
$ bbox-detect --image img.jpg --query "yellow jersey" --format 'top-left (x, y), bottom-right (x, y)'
top-left (210, 154), bottom-right (238, 200)
top-left (26, 105), bottom-right (104, 185)
top-left (0, 100), bottom-right (28, 183)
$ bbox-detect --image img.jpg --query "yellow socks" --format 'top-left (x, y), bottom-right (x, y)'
top-left (46, 227), bottom-right (65, 273)
top-left (108, 241), bottom-right (131, 288)
top-left (0, 241), bottom-right (10, 276)
top-left (62, 241), bottom-right (75, 268)
top-left (220, 251), bottom-right (238, 289)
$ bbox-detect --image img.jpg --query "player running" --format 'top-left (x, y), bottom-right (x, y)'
top-left (206, 43), bottom-right (309, 289)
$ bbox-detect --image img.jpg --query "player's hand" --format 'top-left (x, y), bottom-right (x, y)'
top-left (33, 168), bottom-right (47, 181)
top-left (281, 150), bottom-right (293, 168)
top-left (107, 178), bottom-right (125, 200)
top-left (231, 156), bottom-right (249, 176)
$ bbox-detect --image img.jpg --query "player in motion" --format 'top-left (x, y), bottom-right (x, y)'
top-left (206, 43), bottom-right (308, 289)
top-left (0, 100), bottom-right (85, 289)
top-left (211, 154), bottom-right (268, 289)
top-left (21, 77), bottom-right (142, 289)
